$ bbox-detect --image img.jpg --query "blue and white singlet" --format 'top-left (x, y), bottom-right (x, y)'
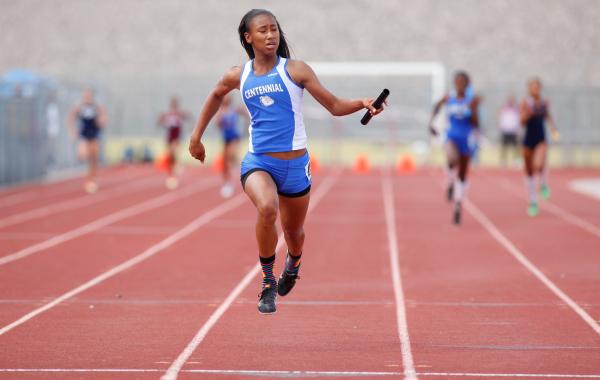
top-left (445, 92), bottom-right (476, 156)
top-left (239, 56), bottom-right (306, 153)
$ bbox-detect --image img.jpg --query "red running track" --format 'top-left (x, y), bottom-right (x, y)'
top-left (0, 165), bottom-right (599, 379)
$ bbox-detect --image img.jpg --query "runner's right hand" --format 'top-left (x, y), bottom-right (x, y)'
top-left (189, 138), bottom-right (206, 163)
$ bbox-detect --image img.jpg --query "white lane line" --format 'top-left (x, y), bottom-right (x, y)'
top-left (0, 168), bottom-right (150, 209)
top-left (465, 200), bottom-right (600, 336)
top-left (407, 301), bottom-right (564, 308)
top-left (0, 226), bottom-right (180, 239)
top-left (382, 169), bottom-right (418, 380)
top-left (496, 178), bottom-right (600, 239)
top-left (0, 369), bottom-right (161, 373)
top-left (7, 299), bottom-right (595, 308)
top-left (0, 298), bottom-right (394, 306)
top-left (0, 176), bottom-right (159, 229)
top-left (0, 179), bottom-right (218, 266)
top-left (0, 232), bottom-right (55, 240)
top-left (419, 373), bottom-right (600, 378)
top-left (97, 225), bottom-right (180, 235)
top-left (161, 171), bottom-right (341, 380)
top-left (0, 193), bottom-right (247, 337)
top-left (1, 369), bottom-right (600, 378)
top-left (570, 178), bottom-right (600, 202)
top-left (0, 192), bottom-right (36, 208)
top-left (542, 201), bottom-right (600, 239)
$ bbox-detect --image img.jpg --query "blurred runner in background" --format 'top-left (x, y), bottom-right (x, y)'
top-left (498, 95), bottom-right (520, 166)
top-left (158, 96), bottom-right (190, 189)
top-left (215, 94), bottom-right (247, 198)
top-left (68, 88), bottom-right (107, 193)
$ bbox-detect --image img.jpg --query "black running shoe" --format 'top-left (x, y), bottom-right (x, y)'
top-left (447, 184), bottom-right (454, 202)
top-left (453, 202), bottom-right (462, 225)
top-left (278, 269), bottom-right (300, 297)
top-left (257, 284), bottom-right (277, 314)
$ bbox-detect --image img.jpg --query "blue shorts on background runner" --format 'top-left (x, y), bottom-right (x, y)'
top-left (445, 93), bottom-right (476, 156)
top-left (446, 130), bottom-right (477, 156)
top-left (223, 127), bottom-right (241, 144)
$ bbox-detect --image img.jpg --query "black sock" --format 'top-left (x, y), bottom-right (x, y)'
top-left (260, 254), bottom-right (276, 287)
top-left (284, 251), bottom-right (302, 275)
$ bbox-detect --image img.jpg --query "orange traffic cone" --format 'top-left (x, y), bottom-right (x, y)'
top-left (353, 154), bottom-right (370, 173)
top-left (155, 151), bottom-right (170, 172)
top-left (396, 154), bottom-right (416, 174)
top-left (212, 153), bottom-right (225, 173)
top-left (310, 155), bottom-right (320, 174)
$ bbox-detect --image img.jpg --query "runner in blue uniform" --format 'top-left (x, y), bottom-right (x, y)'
top-left (215, 95), bottom-right (247, 198)
top-left (429, 71), bottom-right (480, 224)
top-left (189, 9), bottom-right (384, 314)
top-left (68, 88), bottom-right (107, 193)
top-left (520, 77), bottom-right (559, 216)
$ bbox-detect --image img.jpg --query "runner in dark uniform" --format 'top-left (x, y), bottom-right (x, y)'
top-left (158, 96), bottom-right (190, 189)
top-left (520, 77), bottom-right (559, 217)
top-left (68, 88), bottom-right (107, 193)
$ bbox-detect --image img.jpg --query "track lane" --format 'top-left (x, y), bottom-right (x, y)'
top-left (0, 176), bottom-right (224, 326)
top-left (0, 165), bottom-right (154, 212)
top-left (1, 168), bottom-right (599, 379)
top-left (0, 170), bottom-right (217, 261)
top-left (480, 168), bottom-right (600, 227)
top-left (393, 172), bottom-right (600, 376)
top-left (0, 188), bottom-right (254, 374)
top-left (0, 175), bottom-right (163, 230)
top-left (469, 170), bottom-right (600, 333)
top-left (0, 173), bottom-right (326, 377)
top-left (173, 171), bottom-right (404, 379)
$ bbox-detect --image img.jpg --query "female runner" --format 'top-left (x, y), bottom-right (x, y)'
top-left (520, 77), bottom-right (559, 216)
top-left (215, 94), bottom-right (247, 198)
top-left (189, 9), bottom-right (384, 314)
top-left (158, 96), bottom-right (190, 189)
top-left (68, 88), bottom-right (108, 193)
top-left (429, 71), bottom-right (480, 224)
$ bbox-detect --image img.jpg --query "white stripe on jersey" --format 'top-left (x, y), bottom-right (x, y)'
top-left (240, 61), bottom-right (254, 153)
top-left (276, 59), bottom-right (306, 151)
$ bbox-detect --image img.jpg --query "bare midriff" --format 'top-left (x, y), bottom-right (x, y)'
top-left (264, 148), bottom-right (307, 160)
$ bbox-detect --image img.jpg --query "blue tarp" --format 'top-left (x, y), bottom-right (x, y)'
top-left (0, 68), bottom-right (56, 97)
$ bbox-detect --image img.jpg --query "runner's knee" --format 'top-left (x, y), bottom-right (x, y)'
top-left (283, 227), bottom-right (304, 243)
top-left (257, 201), bottom-right (278, 225)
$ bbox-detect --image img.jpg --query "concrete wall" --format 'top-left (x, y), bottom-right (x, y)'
top-left (2, 0), bottom-right (598, 85)
top-left (1, 0), bottom-right (599, 141)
